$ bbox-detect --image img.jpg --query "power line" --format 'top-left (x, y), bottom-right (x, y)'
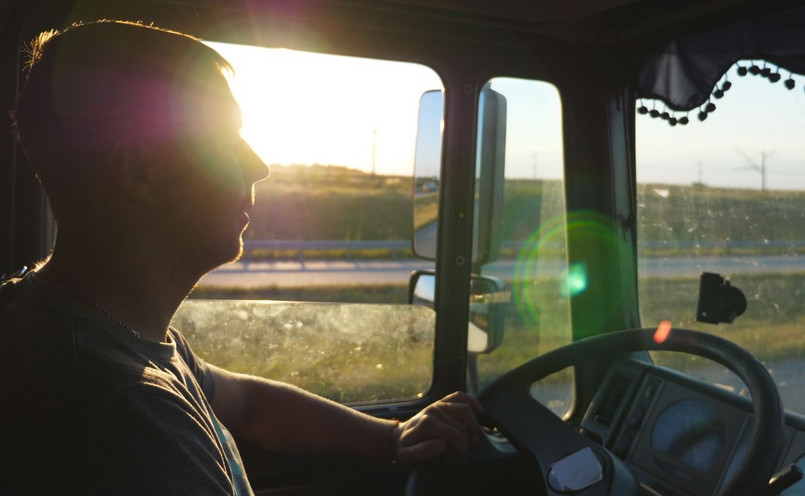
top-left (734, 147), bottom-right (775, 191)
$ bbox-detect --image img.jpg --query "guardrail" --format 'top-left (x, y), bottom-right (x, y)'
top-left (639, 240), bottom-right (805, 249)
top-left (241, 240), bottom-right (541, 262)
top-left (242, 240), bottom-right (411, 261)
top-left (242, 239), bottom-right (805, 262)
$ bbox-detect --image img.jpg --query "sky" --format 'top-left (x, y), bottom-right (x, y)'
top-left (208, 42), bottom-right (805, 191)
top-left (208, 42), bottom-right (440, 177)
top-left (636, 64), bottom-right (805, 191)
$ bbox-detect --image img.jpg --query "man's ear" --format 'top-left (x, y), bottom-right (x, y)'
top-left (110, 138), bottom-right (155, 203)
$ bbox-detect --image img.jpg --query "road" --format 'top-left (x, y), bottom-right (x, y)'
top-left (198, 254), bottom-right (805, 288)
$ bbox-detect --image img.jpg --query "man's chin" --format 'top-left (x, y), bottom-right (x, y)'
top-left (197, 237), bottom-right (245, 275)
top-left (224, 237), bottom-right (245, 265)
top-left (231, 241), bottom-right (245, 264)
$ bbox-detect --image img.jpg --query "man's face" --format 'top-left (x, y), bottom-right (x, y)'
top-left (153, 78), bottom-right (269, 273)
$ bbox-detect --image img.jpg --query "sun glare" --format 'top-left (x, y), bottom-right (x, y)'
top-left (206, 43), bottom-right (443, 176)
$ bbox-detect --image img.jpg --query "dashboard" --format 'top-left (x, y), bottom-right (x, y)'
top-left (580, 358), bottom-right (805, 495)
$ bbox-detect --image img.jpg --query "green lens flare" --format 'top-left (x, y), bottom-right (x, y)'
top-left (512, 211), bottom-right (619, 328)
top-left (559, 262), bottom-right (588, 297)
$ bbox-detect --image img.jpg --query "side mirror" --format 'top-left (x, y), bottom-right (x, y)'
top-left (473, 83), bottom-right (507, 264)
top-left (412, 84), bottom-right (507, 264)
top-left (409, 270), bottom-right (508, 354)
top-left (412, 90), bottom-right (443, 260)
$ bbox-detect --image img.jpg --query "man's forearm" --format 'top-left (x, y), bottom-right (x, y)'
top-left (209, 365), bottom-right (482, 464)
top-left (225, 374), bottom-right (397, 458)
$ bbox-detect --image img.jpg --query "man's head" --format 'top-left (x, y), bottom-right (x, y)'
top-left (13, 21), bottom-right (234, 211)
top-left (13, 20), bottom-right (268, 270)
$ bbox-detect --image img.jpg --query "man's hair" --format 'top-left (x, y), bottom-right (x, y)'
top-left (11, 20), bottom-right (233, 212)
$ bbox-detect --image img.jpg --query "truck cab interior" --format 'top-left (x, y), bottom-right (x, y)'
top-left (4, 0), bottom-right (805, 495)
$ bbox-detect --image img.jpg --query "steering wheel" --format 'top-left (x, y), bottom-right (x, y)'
top-left (410, 328), bottom-right (785, 495)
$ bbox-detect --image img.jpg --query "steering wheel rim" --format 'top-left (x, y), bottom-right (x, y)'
top-left (474, 328), bottom-right (784, 496)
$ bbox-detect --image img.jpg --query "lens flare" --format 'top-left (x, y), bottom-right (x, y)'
top-left (654, 320), bottom-right (672, 344)
top-left (512, 213), bottom-right (566, 328)
top-left (559, 263), bottom-right (588, 297)
top-left (512, 211), bottom-right (626, 328)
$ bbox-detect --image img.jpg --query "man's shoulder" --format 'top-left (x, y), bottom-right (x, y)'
top-left (0, 275), bottom-right (31, 315)
top-left (0, 274), bottom-right (19, 304)
top-left (0, 275), bottom-right (79, 368)
top-left (0, 275), bottom-right (84, 366)
top-left (0, 275), bottom-right (75, 332)
top-left (0, 284), bottom-right (90, 431)
top-left (0, 275), bottom-right (210, 408)
top-left (0, 276), bottom-right (179, 409)
top-left (2, 372), bottom-right (234, 496)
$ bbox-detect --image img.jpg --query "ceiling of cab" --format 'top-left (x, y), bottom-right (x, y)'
top-left (381, 0), bottom-right (646, 23)
top-left (358, 0), bottom-right (805, 48)
top-left (10, 0), bottom-right (803, 50)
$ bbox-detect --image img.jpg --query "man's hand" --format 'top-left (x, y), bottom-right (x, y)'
top-left (392, 392), bottom-right (484, 464)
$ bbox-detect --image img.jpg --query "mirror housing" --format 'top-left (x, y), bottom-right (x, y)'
top-left (412, 84), bottom-right (507, 264)
top-left (409, 270), bottom-right (507, 354)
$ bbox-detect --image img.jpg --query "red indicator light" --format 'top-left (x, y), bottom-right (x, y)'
top-left (654, 320), bottom-right (672, 344)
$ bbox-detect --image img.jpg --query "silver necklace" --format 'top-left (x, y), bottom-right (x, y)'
top-left (29, 272), bottom-right (141, 338)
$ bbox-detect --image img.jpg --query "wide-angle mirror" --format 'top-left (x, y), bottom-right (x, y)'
top-left (409, 270), bottom-right (508, 353)
top-left (412, 90), bottom-right (443, 260)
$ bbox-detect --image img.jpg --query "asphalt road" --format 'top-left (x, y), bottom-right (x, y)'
top-left (198, 254), bottom-right (805, 288)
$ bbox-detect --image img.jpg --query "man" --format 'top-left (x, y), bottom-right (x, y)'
top-left (0, 21), bottom-right (482, 494)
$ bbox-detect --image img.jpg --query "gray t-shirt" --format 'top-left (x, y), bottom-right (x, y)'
top-left (0, 274), bottom-right (252, 495)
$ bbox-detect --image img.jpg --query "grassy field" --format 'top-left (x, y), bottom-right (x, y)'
top-left (252, 166), bottom-right (567, 245)
top-left (639, 272), bottom-right (805, 371)
top-left (637, 183), bottom-right (805, 255)
top-left (248, 166), bottom-right (805, 260)
top-left (248, 165), bottom-right (412, 243)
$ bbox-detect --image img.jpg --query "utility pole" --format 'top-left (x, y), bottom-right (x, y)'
top-left (371, 125), bottom-right (377, 178)
top-left (760, 151), bottom-right (772, 191)
top-left (734, 147), bottom-right (774, 191)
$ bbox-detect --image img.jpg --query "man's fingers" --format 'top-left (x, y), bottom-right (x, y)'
top-left (441, 391), bottom-right (485, 415)
top-left (394, 392), bottom-right (484, 464)
top-left (397, 439), bottom-right (447, 465)
top-left (399, 408), bottom-right (472, 461)
top-left (427, 401), bottom-right (480, 443)
top-left (401, 409), bottom-right (467, 446)
top-left (438, 392), bottom-right (484, 441)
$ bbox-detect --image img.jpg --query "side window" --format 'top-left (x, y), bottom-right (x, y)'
top-left (172, 44), bottom-right (442, 404)
top-left (472, 78), bottom-right (573, 415)
top-left (636, 61), bottom-right (805, 415)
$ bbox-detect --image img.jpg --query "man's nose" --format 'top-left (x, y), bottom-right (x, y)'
top-left (238, 139), bottom-right (270, 183)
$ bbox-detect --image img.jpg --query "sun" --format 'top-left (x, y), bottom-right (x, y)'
top-left (206, 42), bottom-right (442, 176)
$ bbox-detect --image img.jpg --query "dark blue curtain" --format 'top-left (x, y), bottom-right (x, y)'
top-left (637, 7), bottom-right (805, 111)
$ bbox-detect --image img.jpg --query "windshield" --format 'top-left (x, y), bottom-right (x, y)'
top-left (636, 61), bottom-right (805, 415)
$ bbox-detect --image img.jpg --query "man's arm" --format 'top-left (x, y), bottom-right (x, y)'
top-left (208, 364), bottom-right (483, 463)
